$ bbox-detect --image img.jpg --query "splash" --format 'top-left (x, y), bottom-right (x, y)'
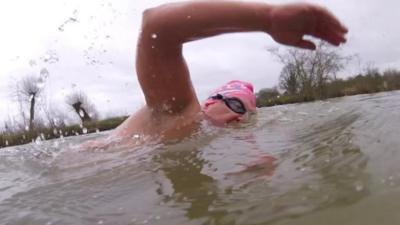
top-left (58, 10), bottom-right (79, 32)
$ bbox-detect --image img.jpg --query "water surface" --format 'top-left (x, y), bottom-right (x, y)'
top-left (1, 91), bottom-right (400, 225)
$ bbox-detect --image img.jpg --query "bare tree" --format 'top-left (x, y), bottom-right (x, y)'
top-left (269, 41), bottom-right (352, 99)
top-left (14, 75), bottom-right (45, 131)
top-left (279, 63), bottom-right (300, 95)
top-left (42, 105), bottom-right (69, 129)
top-left (256, 87), bottom-right (280, 106)
top-left (66, 91), bottom-right (98, 123)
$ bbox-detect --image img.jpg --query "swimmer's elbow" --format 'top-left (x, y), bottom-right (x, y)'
top-left (140, 4), bottom-right (182, 43)
top-left (141, 8), bottom-right (156, 32)
top-left (141, 5), bottom-right (168, 34)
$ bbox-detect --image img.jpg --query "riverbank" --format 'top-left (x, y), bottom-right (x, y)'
top-left (2, 88), bottom-right (400, 149)
top-left (257, 89), bottom-right (400, 108)
top-left (0, 116), bottom-right (127, 148)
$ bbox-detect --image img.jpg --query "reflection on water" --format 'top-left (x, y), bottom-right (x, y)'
top-left (1, 91), bottom-right (400, 225)
top-left (155, 146), bottom-right (217, 221)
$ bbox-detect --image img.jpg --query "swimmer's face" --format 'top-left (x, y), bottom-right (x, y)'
top-left (202, 96), bottom-right (249, 125)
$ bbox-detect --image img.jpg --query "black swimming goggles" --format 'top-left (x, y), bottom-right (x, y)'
top-left (209, 94), bottom-right (247, 115)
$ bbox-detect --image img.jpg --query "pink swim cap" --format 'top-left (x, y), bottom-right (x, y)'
top-left (207, 80), bottom-right (257, 112)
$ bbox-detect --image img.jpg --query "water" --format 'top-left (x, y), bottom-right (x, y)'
top-left (1, 91), bottom-right (400, 225)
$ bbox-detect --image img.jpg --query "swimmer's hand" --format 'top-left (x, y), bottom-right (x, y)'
top-left (268, 3), bottom-right (348, 50)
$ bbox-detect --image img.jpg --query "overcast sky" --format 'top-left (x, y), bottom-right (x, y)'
top-left (1, 0), bottom-right (399, 124)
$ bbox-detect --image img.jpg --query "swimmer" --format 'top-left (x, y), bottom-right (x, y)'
top-left (113, 1), bottom-right (348, 141)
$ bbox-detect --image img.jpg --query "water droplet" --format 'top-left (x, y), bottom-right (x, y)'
top-left (151, 33), bottom-right (158, 39)
top-left (36, 81), bottom-right (45, 89)
top-left (25, 125), bottom-right (29, 131)
top-left (96, 129), bottom-right (100, 133)
top-left (58, 16), bottom-right (78, 32)
top-left (29, 60), bottom-right (37, 67)
top-left (82, 128), bottom-right (88, 134)
top-left (79, 109), bottom-right (85, 117)
top-left (355, 182), bottom-right (364, 192)
top-left (5, 140), bottom-right (9, 146)
top-left (187, 15), bottom-right (192, 19)
top-left (42, 51), bottom-right (59, 64)
top-left (40, 68), bottom-right (50, 78)
top-left (35, 137), bottom-right (42, 145)
top-left (325, 158), bottom-right (331, 163)
top-left (172, 97), bottom-right (176, 101)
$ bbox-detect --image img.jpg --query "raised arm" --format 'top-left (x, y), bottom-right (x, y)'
top-left (137, 1), bottom-right (348, 114)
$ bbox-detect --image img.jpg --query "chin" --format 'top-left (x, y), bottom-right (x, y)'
top-left (202, 112), bottom-right (228, 126)
top-left (207, 116), bottom-right (243, 127)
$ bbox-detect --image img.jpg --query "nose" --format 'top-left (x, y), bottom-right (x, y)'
top-left (204, 99), bottom-right (219, 108)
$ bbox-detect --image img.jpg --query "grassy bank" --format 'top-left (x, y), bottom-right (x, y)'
top-left (0, 116), bottom-right (127, 148)
top-left (257, 69), bottom-right (400, 107)
top-left (257, 88), bottom-right (399, 108)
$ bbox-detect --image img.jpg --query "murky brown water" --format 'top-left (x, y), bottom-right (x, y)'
top-left (1, 91), bottom-right (400, 225)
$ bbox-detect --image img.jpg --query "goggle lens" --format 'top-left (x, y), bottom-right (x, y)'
top-left (210, 94), bottom-right (246, 114)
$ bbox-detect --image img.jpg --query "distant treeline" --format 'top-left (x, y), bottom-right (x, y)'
top-left (0, 71), bottom-right (121, 148)
top-left (0, 116), bottom-right (127, 148)
top-left (257, 68), bottom-right (400, 107)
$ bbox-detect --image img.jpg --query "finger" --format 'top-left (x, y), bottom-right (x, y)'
top-left (326, 30), bottom-right (346, 45)
top-left (315, 6), bottom-right (349, 34)
top-left (314, 27), bottom-right (347, 45)
top-left (333, 20), bottom-right (349, 34)
top-left (313, 32), bottom-right (341, 46)
top-left (296, 39), bottom-right (316, 50)
top-left (339, 23), bottom-right (349, 34)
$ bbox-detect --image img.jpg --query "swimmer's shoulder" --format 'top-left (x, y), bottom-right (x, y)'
top-left (113, 102), bottom-right (202, 140)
